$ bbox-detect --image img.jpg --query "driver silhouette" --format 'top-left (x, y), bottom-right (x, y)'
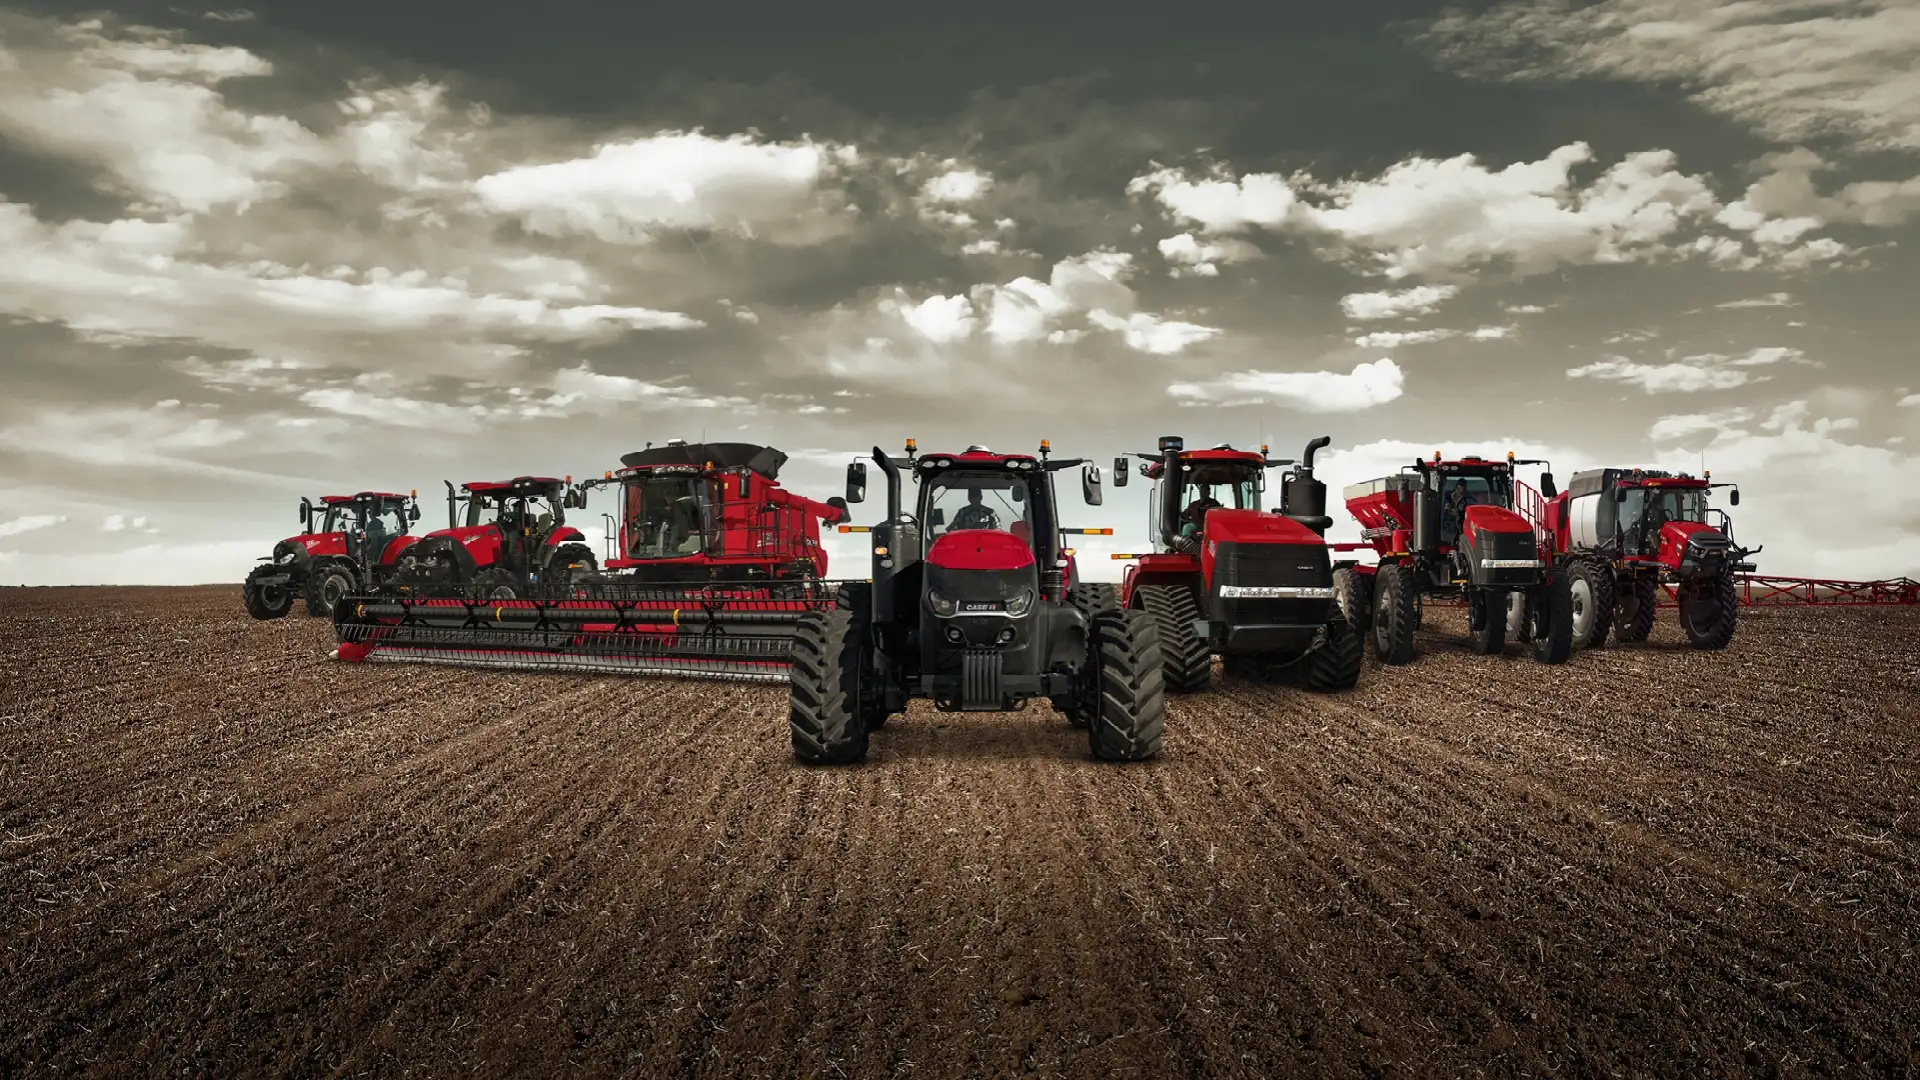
top-left (950, 488), bottom-right (1001, 531)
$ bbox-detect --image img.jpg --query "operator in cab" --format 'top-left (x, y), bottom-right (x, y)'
top-left (949, 488), bottom-right (1001, 531)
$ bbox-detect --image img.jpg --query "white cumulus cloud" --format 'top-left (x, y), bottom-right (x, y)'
top-left (1167, 358), bottom-right (1404, 411)
top-left (1340, 285), bottom-right (1459, 320)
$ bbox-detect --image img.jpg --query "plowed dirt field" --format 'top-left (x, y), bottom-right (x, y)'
top-left (3, 586), bottom-right (1917, 1077)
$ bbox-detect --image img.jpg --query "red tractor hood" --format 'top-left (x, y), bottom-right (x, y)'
top-left (926, 529), bottom-right (1036, 572)
top-left (1462, 504), bottom-right (1534, 537)
top-left (286, 532), bottom-right (346, 558)
top-left (1202, 508), bottom-right (1324, 546)
top-left (1657, 520), bottom-right (1724, 569)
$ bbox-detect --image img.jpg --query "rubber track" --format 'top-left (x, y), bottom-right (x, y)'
top-left (1136, 584), bottom-right (1212, 693)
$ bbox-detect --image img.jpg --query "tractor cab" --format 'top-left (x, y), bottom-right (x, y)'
top-left (1114, 437), bottom-right (1306, 555)
top-left (1428, 459), bottom-right (1516, 549)
top-left (451, 476), bottom-right (579, 564)
top-left (305, 491), bottom-right (420, 566)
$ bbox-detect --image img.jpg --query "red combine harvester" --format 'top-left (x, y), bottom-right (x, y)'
top-left (1533, 467), bottom-right (1759, 649)
top-left (788, 439), bottom-right (1163, 764)
top-left (1335, 451), bottom-right (1573, 665)
top-left (582, 440), bottom-right (847, 584)
top-left (1106, 435), bottom-right (1360, 693)
top-left (330, 443), bottom-right (851, 682)
top-left (243, 491), bottom-right (423, 619)
top-left (398, 475), bottom-right (598, 597)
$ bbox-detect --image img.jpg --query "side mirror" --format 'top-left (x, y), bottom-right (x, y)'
top-left (1729, 488), bottom-right (1740, 506)
top-left (409, 504), bottom-right (421, 522)
top-left (1010, 484), bottom-right (1025, 503)
top-left (1082, 464), bottom-right (1103, 506)
top-left (826, 496), bottom-right (849, 523)
top-left (737, 472), bottom-right (750, 498)
top-left (930, 508), bottom-right (947, 528)
top-left (1540, 472), bottom-right (1558, 499)
top-left (845, 461), bottom-right (867, 504)
top-left (1616, 487), bottom-right (1629, 503)
top-left (1112, 457), bottom-right (1129, 488)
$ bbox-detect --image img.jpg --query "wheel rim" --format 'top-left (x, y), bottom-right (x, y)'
top-left (1569, 577), bottom-right (1592, 641)
top-left (489, 585), bottom-right (516, 600)
top-left (262, 584), bottom-right (286, 607)
top-left (324, 576), bottom-right (350, 606)
top-left (1506, 591), bottom-right (1528, 638)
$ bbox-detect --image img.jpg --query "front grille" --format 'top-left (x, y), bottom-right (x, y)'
top-left (1217, 543), bottom-right (1329, 588)
top-left (1211, 541), bottom-right (1333, 633)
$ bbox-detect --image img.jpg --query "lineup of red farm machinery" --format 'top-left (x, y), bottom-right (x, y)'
top-left (245, 435), bottom-right (1918, 764)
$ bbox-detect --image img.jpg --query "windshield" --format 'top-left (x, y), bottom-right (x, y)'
top-left (360, 504), bottom-right (408, 536)
top-left (924, 471), bottom-right (1033, 546)
top-left (320, 506), bottom-right (344, 534)
top-left (624, 476), bottom-right (708, 558)
top-left (1436, 468), bottom-right (1513, 544)
top-left (466, 491), bottom-right (560, 534)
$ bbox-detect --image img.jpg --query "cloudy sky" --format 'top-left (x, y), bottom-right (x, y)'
top-left (2, 0), bottom-right (1917, 585)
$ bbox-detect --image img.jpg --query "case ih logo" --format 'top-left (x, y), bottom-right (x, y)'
top-left (960, 601), bottom-right (1001, 612)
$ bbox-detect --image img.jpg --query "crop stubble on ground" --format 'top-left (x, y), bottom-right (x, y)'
top-left (2, 586), bottom-right (1917, 1077)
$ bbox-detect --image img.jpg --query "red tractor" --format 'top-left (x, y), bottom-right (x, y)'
top-left (243, 491), bottom-right (423, 620)
top-left (1334, 451), bottom-right (1573, 665)
top-left (1534, 467), bottom-right (1758, 649)
top-left (1107, 435), bottom-right (1361, 693)
top-left (787, 439), bottom-right (1164, 764)
top-left (331, 443), bottom-right (854, 682)
top-left (398, 475), bottom-right (597, 598)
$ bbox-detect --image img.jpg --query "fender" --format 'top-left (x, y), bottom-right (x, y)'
top-left (542, 526), bottom-right (588, 548)
top-left (1122, 552), bottom-right (1200, 607)
top-left (409, 534), bottom-right (481, 580)
top-left (378, 534), bottom-right (422, 566)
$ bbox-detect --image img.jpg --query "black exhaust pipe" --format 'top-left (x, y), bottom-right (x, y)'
top-left (1282, 436), bottom-right (1334, 535)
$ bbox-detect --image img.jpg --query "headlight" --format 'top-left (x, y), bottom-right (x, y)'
top-left (928, 590), bottom-right (957, 617)
top-left (1004, 588), bottom-right (1034, 617)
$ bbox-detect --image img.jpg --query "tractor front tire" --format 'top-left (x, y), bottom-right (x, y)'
top-left (1615, 575), bottom-right (1658, 643)
top-left (243, 564), bottom-right (294, 620)
top-left (473, 568), bottom-right (520, 601)
top-left (547, 543), bottom-right (599, 587)
top-left (1333, 566), bottom-right (1373, 640)
top-left (305, 564), bottom-right (356, 618)
top-left (1468, 587), bottom-right (1507, 655)
top-left (1063, 583), bottom-right (1121, 728)
top-left (1137, 584), bottom-right (1212, 694)
top-left (789, 607), bottom-right (871, 765)
top-left (1570, 559), bottom-right (1614, 648)
top-left (1371, 562), bottom-right (1418, 665)
top-left (1302, 606), bottom-right (1363, 692)
top-left (1087, 608), bottom-right (1166, 762)
top-left (1679, 569), bottom-right (1739, 650)
top-left (1531, 571), bottom-right (1575, 665)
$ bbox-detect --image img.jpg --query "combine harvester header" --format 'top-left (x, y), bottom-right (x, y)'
top-left (331, 441), bottom-right (851, 682)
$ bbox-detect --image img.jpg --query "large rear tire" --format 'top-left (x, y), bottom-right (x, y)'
top-left (789, 607), bottom-right (870, 765)
top-left (1615, 574), bottom-right (1658, 643)
top-left (1571, 559), bottom-right (1614, 648)
top-left (1136, 584), bottom-right (1211, 694)
top-left (1679, 569), bottom-right (1739, 650)
top-left (1371, 563), bottom-right (1417, 665)
top-left (305, 563), bottom-right (356, 618)
top-left (1086, 608), bottom-right (1166, 762)
top-left (472, 567), bottom-right (520, 601)
top-left (1301, 606), bottom-right (1362, 692)
top-left (243, 563), bottom-right (294, 620)
top-left (1530, 571), bottom-right (1575, 665)
top-left (1333, 566), bottom-right (1373, 639)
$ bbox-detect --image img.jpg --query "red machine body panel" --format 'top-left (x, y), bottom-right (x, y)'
top-left (1657, 520), bottom-right (1721, 570)
top-left (1464, 504), bottom-right (1534, 537)
top-left (926, 529), bottom-right (1036, 572)
top-left (295, 533), bottom-right (348, 558)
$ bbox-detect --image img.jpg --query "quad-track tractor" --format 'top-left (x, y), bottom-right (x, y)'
top-left (1107, 435), bottom-right (1361, 694)
top-left (1335, 451), bottom-right (1574, 665)
top-left (243, 491), bottom-right (423, 619)
top-left (330, 443), bottom-right (853, 682)
top-left (1534, 467), bottom-right (1759, 650)
top-left (787, 439), bottom-right (1166, 765)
